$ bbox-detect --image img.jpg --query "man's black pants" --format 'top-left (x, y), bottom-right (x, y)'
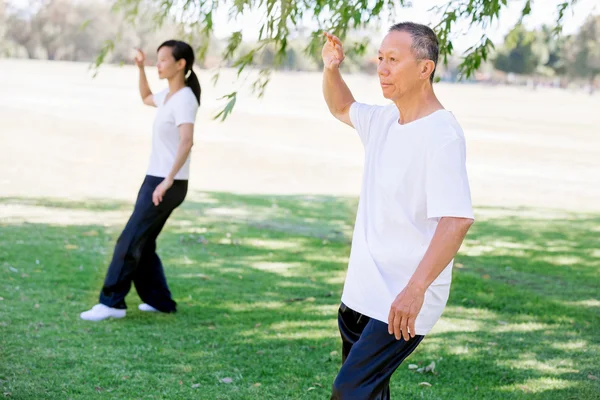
top-left (331, 303), bottom-right (424, 399)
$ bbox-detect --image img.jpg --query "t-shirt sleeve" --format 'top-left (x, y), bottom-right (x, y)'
top-left (426, 138), bottom-right (474, 220)
top-left (349, 102), bottom-right (382, 147)
top-left (153, 89), bottom-right (168, 107)
top-left (174, 92), bottom-right (199, 126)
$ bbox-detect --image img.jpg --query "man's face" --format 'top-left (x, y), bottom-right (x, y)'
top-left (377, 31), bottom-right (425, 101)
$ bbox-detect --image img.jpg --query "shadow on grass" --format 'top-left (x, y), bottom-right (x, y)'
top-left (0, 193), bottom-right (598, 399)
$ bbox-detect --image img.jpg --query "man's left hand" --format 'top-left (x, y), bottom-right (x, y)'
top-left (388, 285), bottom-right (425, 341)
top-left (152, 177), bottom-right (174, 206)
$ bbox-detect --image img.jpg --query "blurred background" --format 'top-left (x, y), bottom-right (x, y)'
top-left (1, 0), bottom-right (599, 210)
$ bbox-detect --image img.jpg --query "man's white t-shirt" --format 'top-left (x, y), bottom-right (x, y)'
top-left (147, 87), bottom-right (199, 180)
top-left (342, 102), bottom-right (474, 335)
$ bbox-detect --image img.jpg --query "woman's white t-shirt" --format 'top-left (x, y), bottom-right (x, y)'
top-left (341, 102), bottom-right (474, 335)
top-left (146, 87), bottom-right (198, 180)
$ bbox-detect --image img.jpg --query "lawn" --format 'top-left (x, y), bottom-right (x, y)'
top-left (1, 193), bottom-right (599, 399)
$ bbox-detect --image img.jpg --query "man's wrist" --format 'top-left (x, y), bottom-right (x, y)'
top-left (324, 64), bottom-right (341, 73)
top-left (407, 279), bottom-right (428, 294)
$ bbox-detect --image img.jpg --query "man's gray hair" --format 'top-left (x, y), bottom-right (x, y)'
top-left (389, 22), bottom-right (439, 83)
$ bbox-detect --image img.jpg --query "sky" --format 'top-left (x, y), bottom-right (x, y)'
top-left (8, 0), bottom-right (599, 51)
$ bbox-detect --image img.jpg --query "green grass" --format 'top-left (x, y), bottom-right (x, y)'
top-left (1, 193), bottom-right (599, 399)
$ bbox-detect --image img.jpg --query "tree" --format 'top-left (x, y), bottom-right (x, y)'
top-left (564, 15), bottom-right (600, 91)
top-left (493, 24), bottom-right (540, 75)
top-left (3, 0), bottom-right (105, 61)
top-left (493, 23), bottom-right (572, 80)
top-left (100, 0), bottom-right (580, 116)
top-left (33, 0), bottom-right (81, 60)
top-left (0, 1), bottom-right (7, 56)
top-left (539, 24), bottom-right (567, 76)
top-left (1, 0), bottom-right (183, 64)
top-left (4, 8), bottom-right (39, 58)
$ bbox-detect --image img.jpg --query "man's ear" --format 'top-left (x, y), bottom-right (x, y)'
top-left (421, 60), bottom-right (435, 81)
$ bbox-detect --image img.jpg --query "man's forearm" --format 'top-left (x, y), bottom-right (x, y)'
top-left (322, 67), bottom-right (355, 115)
top-left (408, 217), bottom-right (474, 291)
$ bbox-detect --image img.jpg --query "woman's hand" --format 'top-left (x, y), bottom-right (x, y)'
top-left (134, 48), bottom-right (146, 69)
top-left (152, 178), bottom-right (174, 206)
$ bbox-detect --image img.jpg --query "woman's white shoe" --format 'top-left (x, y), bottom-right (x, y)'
top-left (80, 304), bottom-right (126, 321)
top-left (138, 303), bottom-right (160, 312)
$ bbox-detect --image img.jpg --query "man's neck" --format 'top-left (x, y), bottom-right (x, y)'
top-left (394, 86), bottom-right (444, 125)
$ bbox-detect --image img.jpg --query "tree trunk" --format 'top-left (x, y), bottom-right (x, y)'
top-left (24, 44), bottom-right (36, 59)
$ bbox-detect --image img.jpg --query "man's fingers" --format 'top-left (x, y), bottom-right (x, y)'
top-left (388, 308), bottom-right (395, 335)
top-left (324, 31), bottom-right (337, 41)
top-left (393, 312), bottom-right (402, 340)
top-left (323, 31), bottom-right (342, 47)
top-left (400, 315), bottom-right (410, 341)
top-left (409, 317), bottom-right (416, 339)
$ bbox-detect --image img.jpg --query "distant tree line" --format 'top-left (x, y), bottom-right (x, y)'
top-left (1, 0), bottom-right (598, 89)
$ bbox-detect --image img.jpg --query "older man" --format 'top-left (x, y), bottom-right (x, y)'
top-left (322, 22), bottom-right (475, 399)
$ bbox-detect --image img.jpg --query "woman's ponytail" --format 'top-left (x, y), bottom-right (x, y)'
top-left (186, 69), bottom-right (201, 105)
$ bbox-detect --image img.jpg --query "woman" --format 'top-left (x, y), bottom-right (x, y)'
top-left (81, 40), bottom-right (201, 321)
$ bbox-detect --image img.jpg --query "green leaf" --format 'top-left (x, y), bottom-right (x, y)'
top-left (223, 31), bottom-right (243, 61)
top-left (90, 39), bottom-right (115, 78)
top-left (211, 71), bottom-right (220, 86)
top-left (213, 92), bottom-right (238, 121)
top-left (78, 19), bottom-right (91, 32)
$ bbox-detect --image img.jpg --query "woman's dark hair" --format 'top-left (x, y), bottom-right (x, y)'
top-left (157, 40), bottom-right (201, 105)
